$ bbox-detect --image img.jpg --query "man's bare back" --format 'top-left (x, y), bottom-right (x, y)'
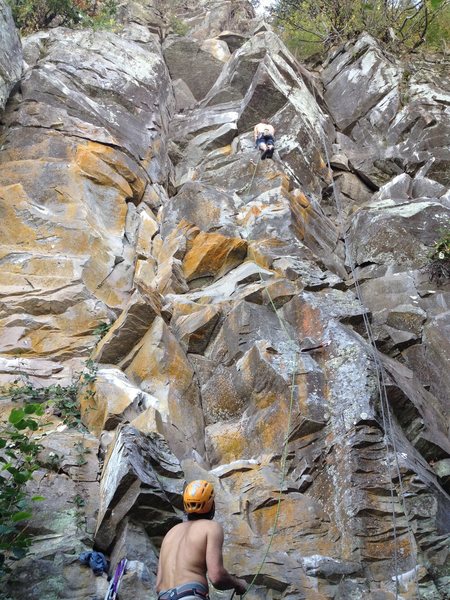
top-left (157, 521), bottom-right (209, 591)
top-left (156, 520), bottom-right (246, 594)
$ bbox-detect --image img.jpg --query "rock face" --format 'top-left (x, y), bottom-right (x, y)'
top-left (1, 2), bottom-right (449, 600)
top-left (0, 0), bottom-right (22, 111)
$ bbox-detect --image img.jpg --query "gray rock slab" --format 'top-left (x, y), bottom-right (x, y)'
top-left (17, 28), bottom-right (173, 165)
top-left (325, 36), bottom-right (450, 187)
top-left (0, 0), bottom-right (22, 111)
top-left (163, 37), bottom-right (224, 101)
top-left (160, 182), bottom-right (241, 238)
top-left (348, 199), bottom-right (450, 268)
top-left (95, 426), bottom-right (183, 550)
top-left (93, 289), bottom-right (161, 364)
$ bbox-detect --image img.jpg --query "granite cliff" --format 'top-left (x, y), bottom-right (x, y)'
top-left (0, 0), bottom-right (449, 598)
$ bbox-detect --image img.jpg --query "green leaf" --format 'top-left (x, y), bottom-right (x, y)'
top-left (12, 471), bottom-right (31, 484)
top-left (8, 408), bottom-right (25, 425)
top-left (24, 403), bottom-right (42, 415)
top-left (0, 439), bottom-right (6, 448)
top-left (31, 495), bottom-right (45, 502)
top-left (11, 511), bottom-right (32, 522)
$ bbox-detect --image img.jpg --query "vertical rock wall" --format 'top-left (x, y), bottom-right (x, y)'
top-left (0, 0), bottom-right (22, 110)
top-left (0, 2), bottom-right (449, 599)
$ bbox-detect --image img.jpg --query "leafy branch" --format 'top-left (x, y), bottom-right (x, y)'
top-left (0, 404), bottom-right (45, 578)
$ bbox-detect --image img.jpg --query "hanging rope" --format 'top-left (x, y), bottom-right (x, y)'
top-left (236, 115), bottom-right (420, 598)
top-left (318, 127), bottom-right (420, 599)
top-left (245, 153), bottom-right (262, 196)
top-left (236, 147), bottom-right (301, 599)
top-left (241, 350), bottom-right (298, 599)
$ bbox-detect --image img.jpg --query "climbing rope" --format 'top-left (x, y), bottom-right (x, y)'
top-left (238, 149), bottom-right (304, 599)
top-left (241, 350), bottom-right (298, 599)
top-left (237, 119), bottom-right (420, 598)
top-left (244, 153), bottom-right (262, 196)
top-left (318, 128), bottom-right (420, 599)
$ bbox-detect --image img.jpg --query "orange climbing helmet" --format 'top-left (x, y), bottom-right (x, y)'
top-left (183, 480), bottom-right (214, 514)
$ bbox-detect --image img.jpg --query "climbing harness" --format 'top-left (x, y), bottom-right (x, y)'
top-left (104, 557), bottom-right (127, 600)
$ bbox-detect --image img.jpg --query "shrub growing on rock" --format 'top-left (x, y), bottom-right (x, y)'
top-left (427, 228), bottom-right (450, 286)
top-left (270, 0), bottom-right (450, 57)
top-left (7, 0), bottom-right (117, 33)
top-left (0, 404), bottom-right (44, 578)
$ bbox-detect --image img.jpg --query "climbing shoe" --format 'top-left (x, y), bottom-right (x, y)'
top-left (266, 147), bottom-right (274, 159)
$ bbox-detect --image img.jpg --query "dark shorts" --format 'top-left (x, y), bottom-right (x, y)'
top-left (158, 582), bottom-right (209, 600)
top-left (256, 134), bottom-right (275, 147)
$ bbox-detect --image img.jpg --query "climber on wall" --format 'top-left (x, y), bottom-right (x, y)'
top-left (156, 480), bottom-right (248, 600)
top-left (254, 119), bottom-right (275, 160)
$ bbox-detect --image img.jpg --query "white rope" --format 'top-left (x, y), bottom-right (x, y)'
top-left (319, 128), bottom-right (420, 599)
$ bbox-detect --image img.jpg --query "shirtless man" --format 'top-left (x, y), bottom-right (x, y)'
top-left (156, 480), bottom-right (248, 600)
top-left (254, 119), bottom-right (275, 160)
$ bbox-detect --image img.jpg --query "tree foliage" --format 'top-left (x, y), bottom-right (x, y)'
top-left (0, 404), bottom-right (44, 578)
top-left (7, 0), bottom-right (117, 33)
top-left (271, 0), bottom-right (450, 57)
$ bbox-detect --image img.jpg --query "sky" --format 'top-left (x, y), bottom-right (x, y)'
top-left (255, 0), bottom-right (275, 16)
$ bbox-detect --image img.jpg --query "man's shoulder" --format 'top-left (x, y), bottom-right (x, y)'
top-left (192, 519), bottom-right (222, 533)
top-left (165, 521), bottom-right (187, 538)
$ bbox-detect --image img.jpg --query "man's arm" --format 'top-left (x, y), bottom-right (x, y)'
top-left (155, 545), bottom-right (164, 591)
top-left (205, 522), bottom-right (247, 594)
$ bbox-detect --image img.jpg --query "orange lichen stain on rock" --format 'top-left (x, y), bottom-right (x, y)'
top-left (289, 189), bottom-right (313, 241)
top-left (251, 495), bottom-right (334, 553)
top-left (0, 184), bottom-right (43, 246)
top-left (266, 171), bottom-right (290, 191)
top-left (183, 232), bottom-right (247, 280)
top-left (171, 301), bottom-right (206, 325)
top-left (240, 204), bottom-right (262, 228)
top-left (288, 296), bottom-right (324, 341)
top-left (253, 404), bottom-right (288, 452)
top-left (246, 244), bottom-right (272, 269)
top-left (362, 532), bottom-right (413, 561)
top-left (166, 349), bottom-right (195, 391)
top-left (209, 425), bottom-right (246, 464)
top-left (134, 258), bottom-right (157, 289)
top-left (130, 407), bottom-right (162, 436)
top-left (175, 305), bottom-right (220, 340)
top-left (125, 318), bottom-right (195, 396)
top-left (76, 145), bottom-right (134, 198)
top-left (80, 383), bottom-right (104, 437)
top-left (216, 145), bottom-right (232, 156)
top-left (141, 139), bottom-right (157, 168)
top-left (295, 375), bottom-right (310, 415)
top-left (302, 305), bottom-right (324, 341)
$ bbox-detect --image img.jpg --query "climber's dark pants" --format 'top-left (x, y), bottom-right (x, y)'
top-left (256, 134), bottom-right (275, 149)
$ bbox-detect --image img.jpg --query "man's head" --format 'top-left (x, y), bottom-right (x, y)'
top-left (183, 480), bottom-right (215, 520)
